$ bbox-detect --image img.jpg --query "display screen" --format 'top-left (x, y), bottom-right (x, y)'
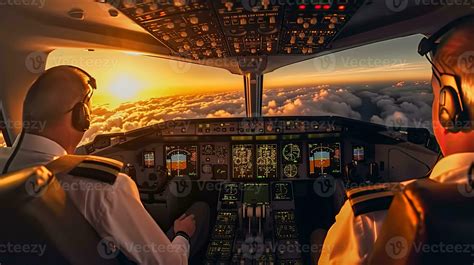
top-left (243, 183), bottom-right (269, 204)
top-left (165, 145), bottom-right (198, 178)
top-left (143, 151), bottom-right (155, 168)
top-left (232, 144), bottom-right (254, 180)
top-left (309, 143), bottom-right (341, 177)
top-left (353, 146), bottom-right (365, 161)
top-left (256, 144), bottom-right (278, 179)
top-left (282, 143), bottom-right (302, 163)
top-left (282, 143), bottom-right (302, 178)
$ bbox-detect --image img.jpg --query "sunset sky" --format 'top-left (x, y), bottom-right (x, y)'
top-left (46, 34), bottom-right (431, 108)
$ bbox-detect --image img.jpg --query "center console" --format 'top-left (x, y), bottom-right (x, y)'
top-left (205, 182), bottom-right (302, 265)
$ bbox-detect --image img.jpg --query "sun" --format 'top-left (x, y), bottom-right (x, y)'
top-left (108, 74), bottom-right (143, 102)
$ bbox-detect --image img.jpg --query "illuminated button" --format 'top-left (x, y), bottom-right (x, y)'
top-left (190, 17), bottom-right (199, 24)
top-left (303, 22), bottom-right (310, 29)
top-left (251, 48), bottom-right (257, 54)
top-left (318, 36), bottom-right (325, 44)
top-left (308, 47), bottom-right (313, 53)
top-left (196, 40), bottom-right (205, 47)
top-left (297, 17), bottom-right (304, 24)
top-left (307, 36), bottom-right (313, 44)
top-left (202, 25), bottom-right (210, 31)
top-left (302, 47), bottom-right (308, 54)
top-left (183, 44), bottom-right (191, 50)
top-left (286, 47), bottom-right (292, 54)
top-left (338, 5), bottom-right (346, 10)
top-left (290, 36), bottom-right (296, 44)
top-left (310, 17), bottom-right (318, 24)
top-left (240, 18), bottom-right (247, 25)
top-left (192, 53), bottom-right (199, 59)
top-left (262, 0), bottom-right (270, 9)
top-left (135, 8), bottom-right (144, 15)
top-left (180, 32), bottom-right (188, 38)
top-left (178, 48), bottom-right (184, 53)
top-left (234, 43), bottom-right (240, 49)
top-left (269, 16), bottom-right (276, 24)
top-left (216, 49), bottom-right (223, 57)
top-left (204, 50), bottom-right (212, 56)
top-left (149, 3), bottom-right (158, 11)
top-left (329, 23), bottom-right (336, 29)
top-left (174, 0), bottom-right (186, 7)
top-left (225, 1), bottom-right (233, 11)
top-left (330, 16), bottom-right (339, 23)
top-left (211, 41), bottom-right (217, 47)
top-left (163, 35), bottom-right (170, 41)
top-left (299, 32), bottom-right (305, 39)
top-left (122, 0), bottom-right (136, 8)
top-left (267, 46), bottom-right (272, 52)
top-left (166, 22), bottom-right (175, 29)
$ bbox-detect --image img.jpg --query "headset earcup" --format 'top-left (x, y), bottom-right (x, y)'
top-left (71, 103), bottom-right (91, 132)
top-left (439, 87), bottom-right (463, 132)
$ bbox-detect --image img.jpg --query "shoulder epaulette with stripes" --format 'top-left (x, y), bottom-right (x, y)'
top-left (347, 183), bottom-right (402, 217)
top-left (68, 156), bottom-right (124, 185)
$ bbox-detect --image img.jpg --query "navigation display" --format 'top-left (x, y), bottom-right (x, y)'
top-left (308, 143), bottom-right (341, 178)
top-left (243, 183), bottom-right (269, 204)
top-left (282, 143), bottom-right (302, 178)
top-left (143, 151), bottom-right (155, 168)
top-left (165, 145), bottom-right (198, 179)
top-left (232, 144), bottom-right (254, 180)
top-left (256, 144), bottom-right (278, 179)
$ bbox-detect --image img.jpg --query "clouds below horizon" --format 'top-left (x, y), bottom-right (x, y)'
top-left (0, 82), bottom-right (434, 147)
top-left (79, 81), bottom-right (434, 145)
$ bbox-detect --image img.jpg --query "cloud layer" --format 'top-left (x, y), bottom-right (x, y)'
top-left (0, 82), bottom-right (434, 147)
top-left (81, 81), bottom-right (433, 144)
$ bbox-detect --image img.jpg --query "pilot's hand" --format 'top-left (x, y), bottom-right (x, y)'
top-left (174, 213), bottom-right (196, 238)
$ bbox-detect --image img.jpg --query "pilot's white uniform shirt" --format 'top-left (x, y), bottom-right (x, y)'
top-left (0, 133), bottom-right (190, 265)
top-left (318, 152), bottom-right (474, 265)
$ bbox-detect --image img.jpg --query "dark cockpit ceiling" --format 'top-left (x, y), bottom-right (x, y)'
top-left (102, 0), bottom-right (469, 74)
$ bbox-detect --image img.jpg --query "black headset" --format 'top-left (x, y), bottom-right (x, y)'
top-left (2, 66), bottom-right (96, 174)
top-left (418, 15), bottom-right (474, 133)
top-left (68, 66), bottom-right (97, 132)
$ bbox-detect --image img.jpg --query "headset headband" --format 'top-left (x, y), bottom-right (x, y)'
top-left (418, 15), bottom-right (474, 57)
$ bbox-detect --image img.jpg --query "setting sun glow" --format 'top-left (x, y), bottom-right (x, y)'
top-left (108, 74), bottom-right (143, 101)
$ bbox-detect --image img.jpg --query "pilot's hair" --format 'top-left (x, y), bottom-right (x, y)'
top-left (435, 17), bottom-right (474, 105)
top-left (22, 66), bottom-right (90, 133)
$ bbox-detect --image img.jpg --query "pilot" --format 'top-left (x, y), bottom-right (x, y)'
top-left (318, 16), bottom-right (474, 265)
top-left (0, 65), bottom-right (209, 264)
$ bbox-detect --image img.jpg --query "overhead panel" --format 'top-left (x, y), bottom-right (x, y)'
top-left (109, 0), bottom-right (363, 61)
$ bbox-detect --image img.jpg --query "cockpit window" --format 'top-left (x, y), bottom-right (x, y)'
top-left (47, 35), bottom-right (433, 145)
top-left (46, 49), bottom-right (244, 144)
top-left (264, 34), bottom-right (433, 129)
